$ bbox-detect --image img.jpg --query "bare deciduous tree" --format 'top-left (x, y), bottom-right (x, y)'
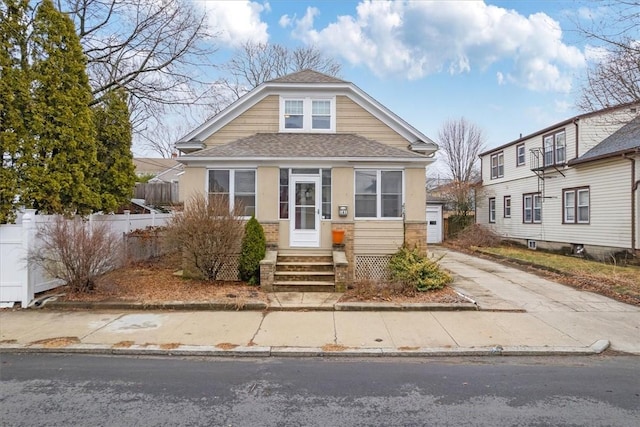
top-left (579, 40), bottom-right (640, 112)
top-left (436, 118), bottom-right (486, 217)
top-left (576, 1), bottom-right (640, 112)
top-left (59, 0), bottom-right (218, 130)
top-left (438, 117), bottom-right (485, 183)
top-left (218, 41), bottom-right (342, 101)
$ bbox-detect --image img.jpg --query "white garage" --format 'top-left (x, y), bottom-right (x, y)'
top-left (426, 204), bottom-right (443, 244)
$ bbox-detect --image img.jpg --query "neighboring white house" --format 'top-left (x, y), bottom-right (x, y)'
top-left (477, 105), bottom-right (640, 260)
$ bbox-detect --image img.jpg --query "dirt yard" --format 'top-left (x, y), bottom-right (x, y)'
top-left (48, 252), bottom-right (466, 304)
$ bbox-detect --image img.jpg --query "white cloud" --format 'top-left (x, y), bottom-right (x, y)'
top-left (279, 14), bottom-right (292, 28)
top-left (289, 0), bottom-right (585, 92)
top-left (199, 1), bottom-right (269, 47)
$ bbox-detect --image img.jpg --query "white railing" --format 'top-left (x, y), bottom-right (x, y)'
top-left (0, 210), bottom-right (172, 307)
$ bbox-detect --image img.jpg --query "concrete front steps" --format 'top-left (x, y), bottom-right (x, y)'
top-left (273, 251), bottom-right (336, 292)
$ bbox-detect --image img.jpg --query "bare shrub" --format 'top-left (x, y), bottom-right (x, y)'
top-left (166, 193), bottom-right (244, 281)
top-left (450, 223), bottom-right (501, 248)
top-left (28, 215), bottom-right (123, 293)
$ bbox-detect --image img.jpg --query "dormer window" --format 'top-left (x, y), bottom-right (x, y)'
top-left (284, 100), bottom-right (303, 129)
top-left (280, 96), bottom-right (335, 132)
top-left (312, 100), bottom-right (331, 129)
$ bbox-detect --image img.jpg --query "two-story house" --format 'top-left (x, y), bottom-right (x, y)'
top-left (477, 105), bottom-right (640, 260)
top-left (175, 70), bottom-right (438, 288)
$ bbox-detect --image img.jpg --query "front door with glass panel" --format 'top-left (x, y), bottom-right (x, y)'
top-left (290, 176), bottom-right (321, 247)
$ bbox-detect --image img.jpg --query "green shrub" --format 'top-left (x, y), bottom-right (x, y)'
top-left (389, 246), bottom-right (452, 291)
top-left (238, 216), bottom-right (266, 285)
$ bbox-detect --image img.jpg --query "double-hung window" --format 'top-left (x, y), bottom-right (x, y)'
top-left (355, 170), bottom-right (403, 218)
top-left (504, 196), bottom-right (511, 218)
top-left (516, 144), bottom-right (525, 166)
top-left (490, 152), bottom-right (504, 179)
top-left (208, 169), bottom-right (256, 217)
top-left (523, 193), bottom-right (542, 223)
top-left (284, 100), bottom-right (304, 129)
top-left (281, 97), bottom-right (335, 132)
top-left (543, 130), bottom-right (566, 167)
top-left (563, 187), bottom-right (589, 223)
top-left (489, 198), bottom-right (496, 223)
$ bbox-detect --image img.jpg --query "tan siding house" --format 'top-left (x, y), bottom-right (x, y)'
top-left (176, 70), bottom-right (438, 289)
top-left (478, 105), bottom-right (640, 260)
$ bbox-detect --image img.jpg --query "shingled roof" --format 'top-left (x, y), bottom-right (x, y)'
top-left (181, 133), bottom-right (429, 161)
top-left (267, 69), bottom-right (347, 84)
top-left (570, 116), bottom-right (640, 165)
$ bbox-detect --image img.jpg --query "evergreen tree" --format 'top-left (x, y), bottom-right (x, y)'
top-left (0, 0), bottom-right (31, 223)
top-left (93, 89), bottom-right (136, 212)
top-left (238, 217), bottom-right (266, 285)
top-left (24, 0), bottom-right (101, 215)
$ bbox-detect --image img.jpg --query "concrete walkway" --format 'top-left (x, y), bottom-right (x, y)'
top-left (1, 247), bottom-right (638, 357)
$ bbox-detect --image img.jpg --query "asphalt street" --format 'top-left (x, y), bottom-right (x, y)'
top-left (1, 354), bottom-right (639, 426)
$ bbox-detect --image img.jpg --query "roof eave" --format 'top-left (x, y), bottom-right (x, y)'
top-left (177, 156), bottom-right (435, 165)
top-left (568, 148), bottom-right (640, 166)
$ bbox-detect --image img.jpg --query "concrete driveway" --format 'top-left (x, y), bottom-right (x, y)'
top-left (431, 247), bottom-right (640, 354)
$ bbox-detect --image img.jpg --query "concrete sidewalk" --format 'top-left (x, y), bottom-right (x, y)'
top-left (1, 247), bottom-right (638, 357)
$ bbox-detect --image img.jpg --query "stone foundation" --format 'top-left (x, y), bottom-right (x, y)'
top-left (404, 221), bottom-right (427, 255)
top-left (332, 222), bottom-right (354, 283)
top-left (261, 221), bottom-right (279, 248)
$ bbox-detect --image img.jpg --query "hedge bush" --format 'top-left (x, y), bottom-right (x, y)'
top-left (389, 246), bottom-right (452, 291)
top-left (238, 216), bottom-right (266, 285)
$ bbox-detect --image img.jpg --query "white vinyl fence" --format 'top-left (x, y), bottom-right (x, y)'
top-left (0, 209), bottom-right (172, 307)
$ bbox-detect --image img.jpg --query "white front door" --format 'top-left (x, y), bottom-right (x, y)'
top-left (290, 175), bottom-right (321, 247)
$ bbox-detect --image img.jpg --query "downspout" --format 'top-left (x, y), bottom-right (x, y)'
top-left (573, 119), bottom-right (579, 159)
top-left (624, 152), bottom-right (638, 253)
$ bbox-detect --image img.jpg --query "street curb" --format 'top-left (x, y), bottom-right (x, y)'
top-left (41, 301), bottom-right (270, 311)
top-left (39, 301), bottom-right (480, 312)
top-left (334, 302), bottom-right (478, 311)
top-left (0, 340), bottom-right (610, 357)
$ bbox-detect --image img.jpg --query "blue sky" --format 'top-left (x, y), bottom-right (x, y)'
top-left (182, 0), bottom-right (612, 164)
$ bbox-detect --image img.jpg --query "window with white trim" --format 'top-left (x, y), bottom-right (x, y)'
top-left (355, 170), bottom-right (403, 218)
top-left (543, 130), bottom-right (566, 167)
top-left (284, 100), bottom-right (303, 129)
top-left (504, 196), bottom-right (511, 218)
top-left (279, 168), bottom-right (289, 219)
top-left (563, 187), bottom-right (589, 223)
top-left (490, 152), bottom-right (504, 179)
top-left (523, 193), bottom-right (542, 223)
top-left (489, 198), bottom-right (496, 223)
top-left (516, 143), bottom-right (525, 166)
top-left (208, 169), bottom-right (256, 217)
top-left (280, 97), bottom-right (335, 132)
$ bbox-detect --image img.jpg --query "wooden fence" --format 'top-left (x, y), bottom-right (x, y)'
top-left (134, 182), bottom-right (179, 205)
